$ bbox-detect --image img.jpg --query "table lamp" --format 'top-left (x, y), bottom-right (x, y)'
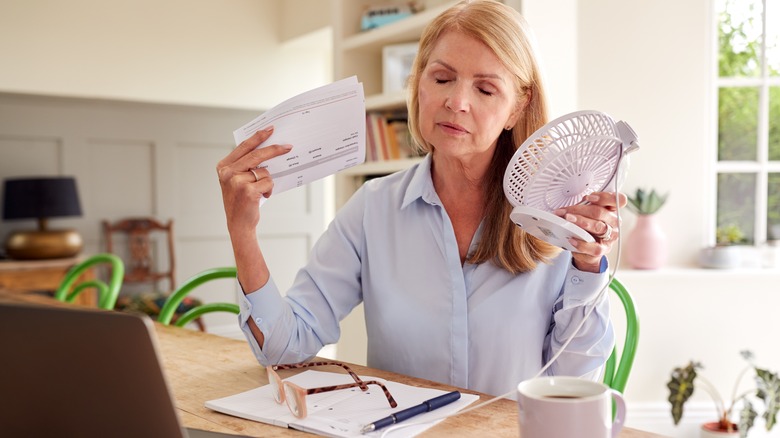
top-left (2, 177), bottom-right (84, 259)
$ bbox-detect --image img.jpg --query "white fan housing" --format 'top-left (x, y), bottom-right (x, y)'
top-left (503, 110), bottom-right (639, 251)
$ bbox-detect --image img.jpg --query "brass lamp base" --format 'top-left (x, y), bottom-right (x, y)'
top-left (5, 229), bottom-right (84, 260)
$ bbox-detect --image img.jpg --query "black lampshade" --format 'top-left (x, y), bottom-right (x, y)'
top-left (2, 177), bottom-right (83, 220)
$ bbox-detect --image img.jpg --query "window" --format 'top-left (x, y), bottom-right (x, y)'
top-left (715, 0), bottom-right (779, 245)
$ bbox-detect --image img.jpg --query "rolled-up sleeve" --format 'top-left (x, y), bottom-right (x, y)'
top-left (237, 278), bottom-right (291, 366)
top-left (543, 259), bottom-right (614, 380)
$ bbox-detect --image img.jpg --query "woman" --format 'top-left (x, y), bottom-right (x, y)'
top-left (216, 0), bottom-right (625, 397)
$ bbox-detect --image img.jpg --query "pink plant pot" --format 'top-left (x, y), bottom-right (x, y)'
top-left (625, 214), bottom-right (667, 269)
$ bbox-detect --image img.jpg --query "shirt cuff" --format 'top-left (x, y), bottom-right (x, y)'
top-left (236, 278), bottom-right (286, 365)
top-left (562, 259), bottom-right (609, 310)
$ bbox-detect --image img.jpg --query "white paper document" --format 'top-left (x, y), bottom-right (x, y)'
top-left (233, 76), bottom-right (366, 197)
top-left (205, 370), bottom-right (479, 438)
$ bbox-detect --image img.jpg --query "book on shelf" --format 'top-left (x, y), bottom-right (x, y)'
top-left (365, 111), bottom-right (419, 163)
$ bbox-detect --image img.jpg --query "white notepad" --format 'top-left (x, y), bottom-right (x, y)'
top-left (205, 370), bottom-right (479, 438)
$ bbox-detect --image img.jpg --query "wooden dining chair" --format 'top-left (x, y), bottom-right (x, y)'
top-left (54, 253), bottom-right (125, 310)
top-left (602, 277), bottom-right (640, 394)
top-left (158, 267), bottom-right (239, 327)
top-left (103, 217), bottom-right (205, 330)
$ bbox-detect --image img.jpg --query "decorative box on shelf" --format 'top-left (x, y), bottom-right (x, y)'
top-left (360, 3), bottom-right (420, 31)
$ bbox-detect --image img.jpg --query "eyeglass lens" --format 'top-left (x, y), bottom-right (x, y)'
top-left (284, 384), bottom-right (302, 417)
top-left (267, 368), bottom-right (283, 403)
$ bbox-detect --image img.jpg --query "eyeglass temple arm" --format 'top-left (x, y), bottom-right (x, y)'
top-left (273, 361), bottom-right (368, 390)
top-left (304, 380), bottom-right (398, 408)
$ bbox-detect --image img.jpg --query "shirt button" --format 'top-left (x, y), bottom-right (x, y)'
top-left (571, 276), bottom-right (581, 284)
top-left (255, 317), bottom-right (263, 325)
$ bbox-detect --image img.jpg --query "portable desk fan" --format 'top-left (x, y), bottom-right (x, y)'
top-left (503, 110), bottom-right (639, 251)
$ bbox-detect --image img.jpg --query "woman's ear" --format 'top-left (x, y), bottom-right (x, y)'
top-left (505, 103), bottom-right (523, 130)
top-left (506, 88), bottom-right (532, 129)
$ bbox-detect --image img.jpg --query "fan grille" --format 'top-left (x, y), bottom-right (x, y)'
top-left (504, 111), bottom-right (622, 211)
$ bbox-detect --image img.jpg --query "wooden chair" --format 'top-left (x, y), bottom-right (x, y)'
top-left (54, 253), bottom-right (125, 310)
top-left (103, 218), bottom-right (175, 289)
top-left (158, 267), bottom-right (239, 327)
top-left (102, 217), bottom-right (205, 330)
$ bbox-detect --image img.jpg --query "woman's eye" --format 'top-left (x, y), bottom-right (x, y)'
top-left (478, 88), bottom-right (494, 96)
top-left (434, 78), bottom-right (450, 84)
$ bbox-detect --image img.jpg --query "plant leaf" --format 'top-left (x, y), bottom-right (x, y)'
top-left (627, 187), bottom-right (668, 215)
top-left (739, 399), bottom-right (757, 438)
top-left (668, 362), bottom-right (697, 425)
top-left (755, 367), bottom-right (780, 431)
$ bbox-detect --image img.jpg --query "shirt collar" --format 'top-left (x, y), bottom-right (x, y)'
top-left (402, 154), bottom-right (439, 209)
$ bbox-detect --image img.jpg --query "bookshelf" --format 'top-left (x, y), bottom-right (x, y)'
top-left (331, 0), bottom-right (458, 210)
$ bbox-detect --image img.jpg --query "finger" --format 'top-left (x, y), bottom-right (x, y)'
top-left (559, 211), bottom-right (616, 239)
top-left (238, 143), bottom-right (293, 174)
top-left (218, 143), bottom-right (291, 185)
top-left (568, 239), bottom-right (610, 270)
top-left (217, 126), bottom-right (275, 173)
top-left (585, 192), bottom-right (627, 209)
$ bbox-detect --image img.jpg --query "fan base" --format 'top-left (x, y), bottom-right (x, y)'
top-left (509, 206), bottom-right (595, 252)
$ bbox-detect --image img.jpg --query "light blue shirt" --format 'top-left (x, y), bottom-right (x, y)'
top-left (238, 154), bottom-right (614, 397)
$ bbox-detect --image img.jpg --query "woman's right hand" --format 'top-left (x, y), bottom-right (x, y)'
top-left (216, 126), bottom-right (292, 233)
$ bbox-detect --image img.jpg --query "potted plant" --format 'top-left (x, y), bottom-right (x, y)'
top-left (699, 224), bottom-right (746, 269)
top-left (624, 188), bottom-right (669, 269)
top-left (716, 224), bottom-right (747, 246)
top-left (626, 187), bottom-right (669, 216)
top-left (667, 351), bottom-right (779, 438)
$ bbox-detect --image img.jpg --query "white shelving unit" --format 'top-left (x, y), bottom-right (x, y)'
top-left (329, 0), bottom-right (456, 364)
top-left (331, 0), bottom-right (458, 210)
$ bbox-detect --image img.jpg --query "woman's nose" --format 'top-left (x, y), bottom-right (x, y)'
top-left (445, 85), bottom-right (469, 112)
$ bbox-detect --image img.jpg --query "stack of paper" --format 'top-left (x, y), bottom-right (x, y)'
top-left (233, 76), bottom-right (366, 197)
top-left (205, 370), bottom-right (479, 437)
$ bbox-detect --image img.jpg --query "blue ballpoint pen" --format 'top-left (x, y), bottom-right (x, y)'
top-left (359, 390), bottom-right (461, 434)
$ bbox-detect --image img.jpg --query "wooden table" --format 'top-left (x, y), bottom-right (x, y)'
top-left (0, 290), bottom-right (665, 437)
top-left (154, 326), bottom-right (665, 437)
top-left (0, 257), bottom-right (96, 306)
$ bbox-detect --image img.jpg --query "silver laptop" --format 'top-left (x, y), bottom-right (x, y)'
top-left (0, 302), bottom-right (245, 438)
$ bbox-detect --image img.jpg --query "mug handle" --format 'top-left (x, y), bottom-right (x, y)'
top-left (610, 389), bottom-right (626, 438)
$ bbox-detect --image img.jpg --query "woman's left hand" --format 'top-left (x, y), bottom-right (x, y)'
top-left (553, 191), bottom-right (628, 273)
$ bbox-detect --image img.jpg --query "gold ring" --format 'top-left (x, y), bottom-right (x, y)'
top-left (249, 168), bottom-right (259, 182)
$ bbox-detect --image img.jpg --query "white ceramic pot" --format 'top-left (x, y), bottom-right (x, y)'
top-left (700, 421), bottom-right (739, 438)
top-left (699, 245), bottom-right (742, 269)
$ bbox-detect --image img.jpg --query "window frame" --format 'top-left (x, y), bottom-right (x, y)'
top-left (711, 0), bottom-right (780, 246)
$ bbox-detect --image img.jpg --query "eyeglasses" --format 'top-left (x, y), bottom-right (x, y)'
top-left (266, 361), bottom-right (398, 418)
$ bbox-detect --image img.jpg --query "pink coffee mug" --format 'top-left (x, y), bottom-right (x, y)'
top-left (517, 376), bottom-right (626, 438)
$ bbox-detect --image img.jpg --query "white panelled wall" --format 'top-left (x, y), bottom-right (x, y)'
top-left (0, 94), bottom-right (328, 341)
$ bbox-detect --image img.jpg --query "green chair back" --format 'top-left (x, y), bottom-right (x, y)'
top-left (602, 277), bottom-right (639, 393)
top-left (158, 267), bottom-right (239, 327)
top-left (54, 253), bottom-right (125, 310)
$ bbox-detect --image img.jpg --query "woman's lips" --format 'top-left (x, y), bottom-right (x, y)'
top-left (438, 122), bottom-right (468, 135)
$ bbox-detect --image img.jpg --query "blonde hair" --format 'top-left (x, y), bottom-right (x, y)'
top-left (406, 0), bottom-right (560, 273)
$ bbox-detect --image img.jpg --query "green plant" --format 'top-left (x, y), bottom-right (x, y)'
top-left (667, 351), bottom-right (780, 438)
top-left (626, 188), bottom-right (668, 215)
top-left (716, 224), bottom-right (746, 246)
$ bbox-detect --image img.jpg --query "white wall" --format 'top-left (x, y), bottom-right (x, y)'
top-left (0, 0), bottom-right (332, 109)
top-left (578, 0), bottom-right (713, 267)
